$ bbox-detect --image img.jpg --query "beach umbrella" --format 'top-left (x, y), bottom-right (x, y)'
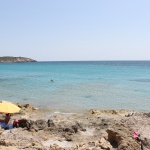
top-left (0, 101), bottom-right (20, 113)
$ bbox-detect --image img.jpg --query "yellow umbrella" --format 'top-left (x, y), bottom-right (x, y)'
top-left (0, 101), bottom-right (20, 113)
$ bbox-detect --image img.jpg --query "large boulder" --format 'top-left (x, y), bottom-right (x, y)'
top-left (18, 119), bottom-right (48, 131)
top-left (107, 123), bottom-right (141, 150)
top-left (18, 119), bottom-right (32, 128)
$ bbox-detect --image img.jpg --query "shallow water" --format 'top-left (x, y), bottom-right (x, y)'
top-left (0, 61), bottom-right (150, 112)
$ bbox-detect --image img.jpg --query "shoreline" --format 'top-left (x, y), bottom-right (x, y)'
top-left (18, 100), bottom-right (150, 114)
top-left (0, 102), bottom-right (149, 149)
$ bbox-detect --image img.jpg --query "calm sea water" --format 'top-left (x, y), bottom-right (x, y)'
top-left (0, 61), bottom-right (150, 112)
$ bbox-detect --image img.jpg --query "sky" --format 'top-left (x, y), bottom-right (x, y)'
top-left (0, 0), bottom-right (150, 61)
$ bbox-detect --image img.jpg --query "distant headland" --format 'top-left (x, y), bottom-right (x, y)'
top-left (0, 56), bottom-right (37, 63)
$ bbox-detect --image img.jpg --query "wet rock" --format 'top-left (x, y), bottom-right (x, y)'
top-left (143, 112), bottom-right (150, 118)
top-left (90, 109), bottom-right (131, 117)
top-left (47, 119), bottom-right (55, 127)
top-left (16, 103), bottom-right (37, 114)
top-left (63, 127), bottom-right (74, 133)
top-left (91, 109), bottom-right (101, 115)
top-left (18, 119), bottom-right (29, 128)
top-left (46, 119), bottom-right (57, 131)
top-left (125, 112), bottom-right (134, 117)
top-left (18, 119), bottom-right (48, 131)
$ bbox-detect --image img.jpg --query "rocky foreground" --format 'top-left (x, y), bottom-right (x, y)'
top-left (0, 57), bottom-right (36, 63)
top-left (0, 103), bottom-right (150, 150)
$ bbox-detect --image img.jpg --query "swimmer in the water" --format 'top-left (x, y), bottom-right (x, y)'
top-left (51, 79), bottom-right (54, 82)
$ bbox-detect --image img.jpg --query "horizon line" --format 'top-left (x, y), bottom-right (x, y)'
top-left (36, 60), bottom-right (150, 62)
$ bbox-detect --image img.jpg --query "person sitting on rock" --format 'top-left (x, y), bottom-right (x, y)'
top-left (0, 113), bottom-right (11, 129)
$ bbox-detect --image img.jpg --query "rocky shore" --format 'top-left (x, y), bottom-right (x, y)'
top-left (0, 57), bottom-right (36, 63)
top-left (0, 103), bottom-right (149, 150)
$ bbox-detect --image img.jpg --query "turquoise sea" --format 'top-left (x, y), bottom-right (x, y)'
top-left (0, 61), bottom-right (150, 112)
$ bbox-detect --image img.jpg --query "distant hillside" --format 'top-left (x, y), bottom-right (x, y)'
top-left (0, 57), bottom-right (37, 63)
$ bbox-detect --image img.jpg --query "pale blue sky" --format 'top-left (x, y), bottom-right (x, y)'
top-left (0, 0), bottom-right (150, 61)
